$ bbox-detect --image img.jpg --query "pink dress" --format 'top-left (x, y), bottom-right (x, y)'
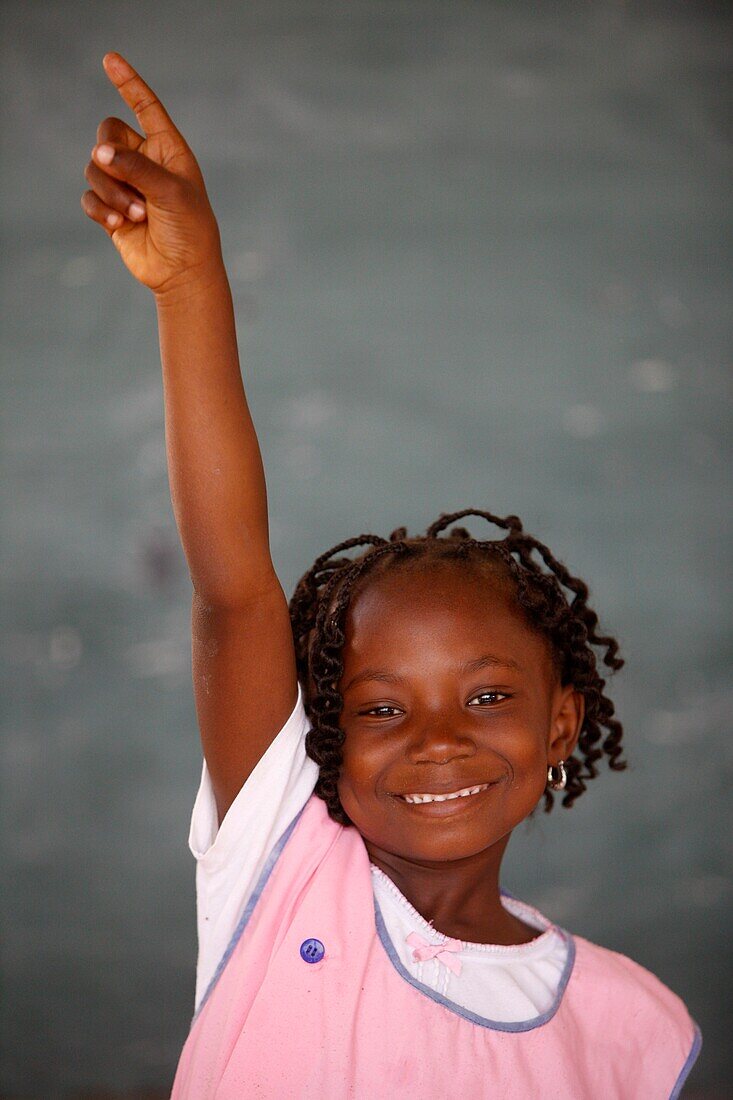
top-left (172, 793), bottom-right (701, 1099)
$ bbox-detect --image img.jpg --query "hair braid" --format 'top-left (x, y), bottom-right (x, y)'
top-left (290, 535), bottom-right (388, 684)
top-left (303, 540), bottom-right (410, 824)
top-left (288, 510), bottom-right (628, 824)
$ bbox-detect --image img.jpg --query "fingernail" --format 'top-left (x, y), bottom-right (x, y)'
top-left (106, 213), bottom-right (122, 227)
top-left (128, 202), bottom-right (146, 220)
top-left (95, 144), bottom-right (114, 165)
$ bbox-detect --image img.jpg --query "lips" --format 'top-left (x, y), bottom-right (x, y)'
top-left (393, 780), bottom-right (500, 806)
top-left (394, 783), bottom-right (484, 809)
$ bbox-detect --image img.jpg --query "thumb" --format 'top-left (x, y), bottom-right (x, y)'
top-left (91, 142), bottom-right (187, 206)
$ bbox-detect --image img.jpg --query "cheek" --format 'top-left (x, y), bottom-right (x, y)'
top-left (511, 730), bottom-right (547, 770)
top-left (500, 731), bottom-right (551, 806)
top-left (488, 720), bottom-right (550, 798)
top-left (339, 733), bottom-right (389, 794)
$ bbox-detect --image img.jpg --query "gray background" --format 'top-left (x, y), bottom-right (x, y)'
top-left (2, 2), bottom-right (731, 1096)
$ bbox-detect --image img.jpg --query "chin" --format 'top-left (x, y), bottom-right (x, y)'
top-left (372, 822), bottom-right (508, 865)
top-left (407, 831), bottom-right (507, 863)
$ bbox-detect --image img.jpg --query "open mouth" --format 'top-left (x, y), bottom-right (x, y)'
top-left (395, 782), bottom-right (496, 805)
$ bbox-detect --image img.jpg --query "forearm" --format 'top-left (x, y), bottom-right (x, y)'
top-left (155, 263), bottom-right (275, 604)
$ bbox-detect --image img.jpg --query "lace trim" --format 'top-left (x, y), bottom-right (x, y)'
top-left (370, 863), bottom-right (562, 958)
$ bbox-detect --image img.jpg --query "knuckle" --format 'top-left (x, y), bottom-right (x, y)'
top-left (98, 115), bottom-right (128, 143)
top-left (80, 191), bottom-right (97, 217)
top-left (131, 92), bottom-right (159, 116)
top-left (97, 115), bottom-right (120, 141)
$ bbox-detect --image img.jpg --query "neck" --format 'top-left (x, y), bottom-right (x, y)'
top-left (365, 833), bottom-right (539, 945)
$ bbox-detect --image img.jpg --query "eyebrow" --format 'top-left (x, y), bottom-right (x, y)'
top-left (342, 654), bottom-right (523, 693)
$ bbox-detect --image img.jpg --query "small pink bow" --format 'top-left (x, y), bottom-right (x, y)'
top-left (406, 931), bottom-right (463, 975)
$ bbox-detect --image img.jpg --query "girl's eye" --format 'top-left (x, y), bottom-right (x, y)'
top-left (469, 691), bottom-right (508, 706)
top-left (359, 693), bottom-right (508, 717)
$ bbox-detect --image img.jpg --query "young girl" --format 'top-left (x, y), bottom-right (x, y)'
top-left (82, 52), bottom-right (702, 1099)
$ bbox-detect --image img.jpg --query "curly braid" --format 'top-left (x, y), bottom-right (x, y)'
top-left (288, 509), bottom-right (627, 826)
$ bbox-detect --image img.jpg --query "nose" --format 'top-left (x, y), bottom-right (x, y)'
top-left (406, 720), bottom-right (476, 766)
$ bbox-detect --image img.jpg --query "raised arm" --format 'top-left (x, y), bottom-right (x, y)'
top-left (82, 53), bottom-right (298, 821)
top-left (154, 260), bottom-right (274, 602)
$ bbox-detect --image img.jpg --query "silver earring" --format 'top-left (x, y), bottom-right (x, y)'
top-left (547, 760), bottom-right (567, 790)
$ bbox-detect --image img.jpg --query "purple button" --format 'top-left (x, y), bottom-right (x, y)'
top-left (300, 938), bottom-right (325, 963)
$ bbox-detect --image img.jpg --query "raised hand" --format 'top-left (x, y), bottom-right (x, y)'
top-left (81, 52), bottom-right (223, 296)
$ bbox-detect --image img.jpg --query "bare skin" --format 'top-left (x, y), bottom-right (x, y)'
top-left (337, 559), bottom-right (584, 944)
top-left (83, 55), bottom-right (583, 947)
top-left (82, 54), bottom-right (298, 822)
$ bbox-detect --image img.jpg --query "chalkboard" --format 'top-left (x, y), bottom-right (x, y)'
top-left (2, 2), bottom-right (730, 1094)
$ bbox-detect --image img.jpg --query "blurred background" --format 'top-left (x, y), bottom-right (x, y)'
top-left (2, 1), bottom-right (731, 1096)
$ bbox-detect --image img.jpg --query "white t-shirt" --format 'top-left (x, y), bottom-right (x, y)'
top-left (189, 681), bottom-right (568, 1021)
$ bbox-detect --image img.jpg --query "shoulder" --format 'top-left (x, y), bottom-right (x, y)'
top-left (570, 934), bottom-right (701, 1082)
top-left (572, 934), bottom-right (690, 1015)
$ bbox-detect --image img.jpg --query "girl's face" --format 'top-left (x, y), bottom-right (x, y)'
top-left (336, 560), bottom-right (584, 866)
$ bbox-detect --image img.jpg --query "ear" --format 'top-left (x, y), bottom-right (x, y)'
top-left (548, 683), bottom-right (585, 763)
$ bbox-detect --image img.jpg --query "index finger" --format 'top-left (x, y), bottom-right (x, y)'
top-left (102, 52), bottom-right (183, 141)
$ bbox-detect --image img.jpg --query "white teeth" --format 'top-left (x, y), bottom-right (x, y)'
top-left (402, 784), bottom-right (490, 805)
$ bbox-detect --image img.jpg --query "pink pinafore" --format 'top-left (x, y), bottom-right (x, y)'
top-left (172, 794), bottom-right (701, 1098)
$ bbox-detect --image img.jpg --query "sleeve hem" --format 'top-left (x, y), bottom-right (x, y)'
top-left (188, 680), bottom-right (310, 862)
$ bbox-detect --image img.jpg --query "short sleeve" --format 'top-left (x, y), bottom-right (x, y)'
top-left (189, 680), bottom-right (319, 1009)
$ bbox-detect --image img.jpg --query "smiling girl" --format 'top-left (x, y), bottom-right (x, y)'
top-left (82, 52), bottom-right (701, 1099)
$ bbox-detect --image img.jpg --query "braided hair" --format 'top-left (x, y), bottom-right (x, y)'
top-left (288, 509), bottom-right (627, 826)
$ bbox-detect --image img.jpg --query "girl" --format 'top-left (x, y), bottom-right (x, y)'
top-left (82, 52), bottom-right (702, 1099)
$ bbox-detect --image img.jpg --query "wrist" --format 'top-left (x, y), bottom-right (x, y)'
top-left (154, 256), bottom-right (230, 310)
